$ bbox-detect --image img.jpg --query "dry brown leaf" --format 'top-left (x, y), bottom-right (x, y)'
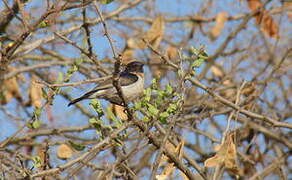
top-left (211, 65), bottom-right (224, 79)
top-left (157, 141), bottom-right (185, 179)
top-left (121, 48), bottom-right (134, 63)
top-left (284, 2), bottom-right (292, 21)
top-left (57, 144), bottom-right (73, 160)
top-left (156, 174), bottom-right (168, 180)
top-left (247, 0), bottom-right (262, 11)
top-left (204, 133), bottom-right (238, 171)
top-left (210, 12), bottom-right (228, 40)
top-left (126, 38), bottom-right (138, 49)
top-left (166, 45), bottom-right (178, 60)
top-left (259, 13), bottom-right (279, 38)
top-left (220, 80), bottom-right (236, 99)
top-left (1, 76), bottom-right (22, 105)
top-left (137, 16), bottom-right (165, 49)
top-left (176, 140), bottom-right (184, 160)
top-left (204, 155), bottom-right (223, 167)
top-left (242, 82), bottom-right (256, 97)
top-left (112, 104), bottom-right (128, 120)
top-left (247, 0), bottom-right (279, 38)
top-left (156, 162), bottom-right (175, 180)
top-left (184, 87), bottom-right (198, 107)
top-left (224, 134), bottom-right (237, 169)
top-left (160, 141), bottom-right (176, 163)
top-left (29, 75), bottom-right (43, 108)
top-left (151, 45), bottom-right (177, 79)
top-left (37, 144), bottom-right (47, 166)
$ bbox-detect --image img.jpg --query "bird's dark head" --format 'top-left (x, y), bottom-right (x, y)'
top-left (125, 61), bottom-right (144, 73)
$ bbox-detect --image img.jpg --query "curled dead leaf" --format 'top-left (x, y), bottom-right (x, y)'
top-left (204, 132), bottom-right (239, 172)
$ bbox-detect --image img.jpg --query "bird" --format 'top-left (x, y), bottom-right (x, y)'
top-left (68, 61), bottom-right (144, 107)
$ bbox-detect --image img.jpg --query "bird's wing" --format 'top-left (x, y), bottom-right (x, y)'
top-left (68, 73), bottom-right (138, 106)
top-left (119, 72), bottom-right (139, 86)
top-left (91, 72), bottom-right (138, 90)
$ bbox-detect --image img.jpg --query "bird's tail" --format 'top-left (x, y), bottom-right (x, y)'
top-left (68, 89), bottom-right (100, 107)
top-left (68, 96), bottom-right (85, 107)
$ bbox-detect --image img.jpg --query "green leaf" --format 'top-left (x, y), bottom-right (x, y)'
top-left (134, 101), bottom-right (142, 110)
top-left (67, 65), bottom-right (78, 75)
top-left (160, 111), bottom-right (170, 118)
top-left (34, 107), bottom-right (42, 117)
top-left (38, 21), bottom-right (48, 29)
top-left (151, 79), bottom-right (158, 89)
top-left (167, 103), bottom-right (177, 113)
top-left (68, 141), bottom-right (85, 151)
top-left (32, 156), bottom-right (42, 168)
top-left (192, 58), bottom-right (205, 68)
top-left (159, 111), bottom-right (169, 124)
top-left (142, 116), bottom-right (150, 122)
top-left (101, 0), bottom-right (115, 4)
top-left (106, 106), bottom-right (116, 121)
top-left (90, 99), bottom-right (104, 117)
top-left (32, 119), bottom-right (41, 129)
top-left (74, 58), bottom-right (83, 66)
top-left (89, 117), bottom-right (103, 129)
top-left (144, 88), bottom-right (151, 102)
top-left (177, 69), bottom-right (183, 78)
top-left (166, 84), bottom-right (173, 95)
top-left (58, 72), bottom-right (63, 82)
top-left (106, 106), bottom-right (122, 128)
top-left (190, 46), bottom-right (199, 55)
top-left (147, 103), bottom-right (159, 116)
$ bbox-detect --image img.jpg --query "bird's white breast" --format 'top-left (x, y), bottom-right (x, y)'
top-left (122, 74), bottom-right (144, 101)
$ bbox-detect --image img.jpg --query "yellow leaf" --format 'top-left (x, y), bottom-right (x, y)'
top-left (57, 144), bottom-right (73, 160)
